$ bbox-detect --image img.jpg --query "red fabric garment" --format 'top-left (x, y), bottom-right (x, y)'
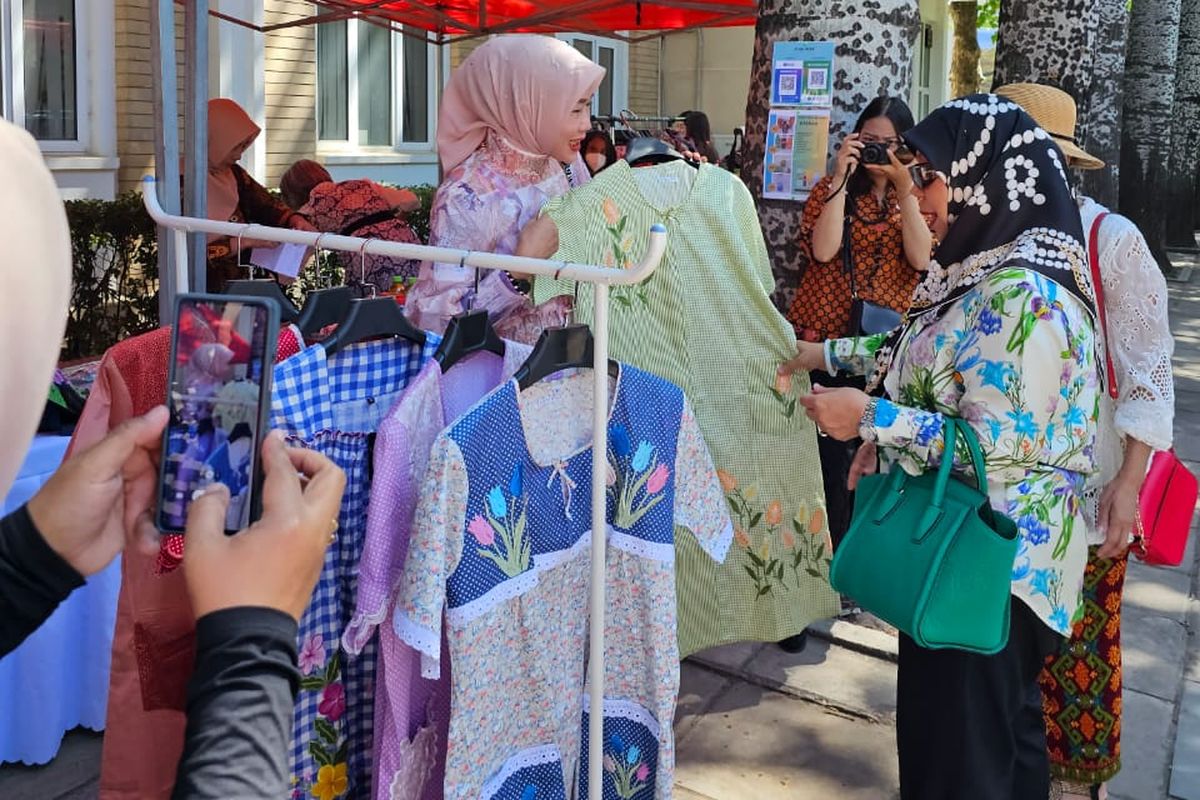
top-left (73, 328), bottom-right (193, 800)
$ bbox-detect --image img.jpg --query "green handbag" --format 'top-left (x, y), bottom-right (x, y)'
top-left (830, 417), bottom-right (1020, 654)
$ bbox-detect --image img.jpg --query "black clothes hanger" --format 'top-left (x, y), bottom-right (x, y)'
top-left (623, 137), bottom-right (683, 167)
top-left (320, 297), bottom-right (426, 357)
top-left (434, 309), bottom-right (505, 371)
top-left (224, 279), bottom-right (301, 323)
top-left (513, 323), bottom-right (620, 390)
top-left (296, 286), bottom-right (354, 337)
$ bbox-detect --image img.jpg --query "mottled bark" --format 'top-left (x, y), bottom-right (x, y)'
top-left (1120, 0), bottom-right (1182, 268)
top-left (949, 1), bottom-right (980, 97)
top-left (1079, 0), bottom-right (1128, 208)
top-left (742, 0), bottom-right (922, 307)
top-left (991, 0), bottom-right (1126, 208)
top-left (1168, 0), bottom-right (1200, 249)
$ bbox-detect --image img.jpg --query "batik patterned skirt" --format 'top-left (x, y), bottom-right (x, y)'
top-left (1039, 548), bottom-right (1127, 784)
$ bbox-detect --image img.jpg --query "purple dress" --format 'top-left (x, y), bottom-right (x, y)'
top-left (344, 343), bottom-right (533, 800)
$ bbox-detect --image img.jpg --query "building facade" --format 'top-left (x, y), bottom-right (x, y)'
top-left (3, 1), bottom-right (951, 199)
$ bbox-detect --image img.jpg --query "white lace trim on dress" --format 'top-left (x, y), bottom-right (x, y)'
top-left (479, 743), bottom-right (563, 800)
top-left (582, 695), bottom-right (663, 740)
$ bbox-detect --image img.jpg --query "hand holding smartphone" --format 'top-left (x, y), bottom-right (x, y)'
top-left (157, 294), bottom-right (279, 534)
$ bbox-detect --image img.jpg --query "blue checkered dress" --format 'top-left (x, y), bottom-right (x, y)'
top-left (272, 335), bottom-right (439, 799)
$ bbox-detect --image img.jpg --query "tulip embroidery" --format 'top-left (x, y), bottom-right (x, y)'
top-left (600, 197), bottom-right (652, 307)
top-left (603, 734), bottom-right (652, 798)
top-left (473, 463), bottom-right (532, 578)
top-left (608, 423), bottom-right (670, 529)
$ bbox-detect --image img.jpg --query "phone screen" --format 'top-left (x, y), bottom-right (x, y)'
top-left (158, 295), bottom-right (278, 534)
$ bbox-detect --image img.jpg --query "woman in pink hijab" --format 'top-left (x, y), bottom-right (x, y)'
top-left (203, 98), bottom-right (314, 292)
top-left (406, 34), bottom-right (604, 342)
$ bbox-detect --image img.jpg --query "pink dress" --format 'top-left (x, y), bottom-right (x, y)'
top-left (406, 133), bottom-right (585, 343)
top-left (344, 342), bottom-right (532, 800)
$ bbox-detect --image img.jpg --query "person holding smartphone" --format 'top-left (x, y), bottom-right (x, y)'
top-left (0, 116), bottom-right (346, 798)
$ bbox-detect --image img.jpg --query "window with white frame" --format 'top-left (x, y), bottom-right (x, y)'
top-left (316, 13), bottom-right (434, 150)
top-left (556, 34), bottom-right (628, 119)
top-left (0, 0), bottom-right (88, 149)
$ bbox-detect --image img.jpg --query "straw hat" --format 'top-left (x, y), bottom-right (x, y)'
top-left (994, 82), bottom-right (1105, 170)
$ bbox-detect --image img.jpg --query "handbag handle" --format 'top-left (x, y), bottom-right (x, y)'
top-left (919, 419), bottom-right (997, 536)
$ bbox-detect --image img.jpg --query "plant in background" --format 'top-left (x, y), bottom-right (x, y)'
top-left (62, 192), bottom-right (159, 361)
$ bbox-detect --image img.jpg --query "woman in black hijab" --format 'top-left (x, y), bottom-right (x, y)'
top-left (781, 95), bottom-right (1099, 799)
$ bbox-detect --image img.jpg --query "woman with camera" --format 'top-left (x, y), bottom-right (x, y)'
top-left (781, 98), bottom-right (945, 651)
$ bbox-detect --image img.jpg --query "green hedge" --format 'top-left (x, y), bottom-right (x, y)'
top-left (62, 183), bottom-right (437, 359)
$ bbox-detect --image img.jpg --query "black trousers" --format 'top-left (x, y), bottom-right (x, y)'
top-left (896, 600), bottom-right (1061, 800)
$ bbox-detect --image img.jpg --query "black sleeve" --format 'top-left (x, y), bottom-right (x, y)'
top-left (172, 606), bottom-right (299, 800)
top-left (0, 505), bottom-right (85, 657)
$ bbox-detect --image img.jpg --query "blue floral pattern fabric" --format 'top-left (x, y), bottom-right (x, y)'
top-left (396, 365), bottom-right (731, 799)
top-left (272, 335), bottom-right (439, 799)
top-left (829, 267), bottom-right (1097, 635)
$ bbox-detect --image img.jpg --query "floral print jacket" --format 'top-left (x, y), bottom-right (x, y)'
top-left (826, 267), bottom-right (1098, 635)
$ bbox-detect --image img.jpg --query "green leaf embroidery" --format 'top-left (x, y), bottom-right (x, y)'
top-left (309, 741), bottom-right (333, 768)
top-left (324, 651), bottom-right (339, 684)
top-left (315, 717), bottom-right (338, 745)
top-left (299, 676), bottom-right (326, 692)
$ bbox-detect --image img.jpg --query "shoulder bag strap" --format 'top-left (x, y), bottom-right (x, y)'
top-left (1088, 212), bottom-right (1119, 400)
top-left (843, 204), bottom-right (858, 299)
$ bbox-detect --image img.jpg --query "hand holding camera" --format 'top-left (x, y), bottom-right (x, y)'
top-left (833, 133), bottom-right (864, 183)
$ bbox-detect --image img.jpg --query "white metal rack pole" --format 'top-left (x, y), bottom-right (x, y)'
top-left (143, 179), bottom-right (667, 800)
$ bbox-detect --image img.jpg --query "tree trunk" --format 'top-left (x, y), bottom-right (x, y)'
top-left (949, 1), bottom-right (980, 97)
top-left (1167, 0), bottom-right (1200, 250)
top-left (1120, 0), bottom-right (1182, 268)
top-left (742, 0), bottom-right (922, 308)
top-left (1078, 0), bottom-right (1128, 208)
top-left (991, 0), bottom-right (1127, 208)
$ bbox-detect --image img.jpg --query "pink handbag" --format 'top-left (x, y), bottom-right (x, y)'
top-left (1089, 213), bottom-right (1197, 566)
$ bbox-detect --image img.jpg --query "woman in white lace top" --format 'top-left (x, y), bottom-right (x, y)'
top-left (998, 83), bottom-right (1175, 800)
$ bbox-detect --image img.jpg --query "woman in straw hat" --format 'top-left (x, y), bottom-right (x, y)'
top-left (997, 82), bottom-right (1177, 800)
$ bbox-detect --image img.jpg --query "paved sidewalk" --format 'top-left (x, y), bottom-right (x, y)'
top-left (672, 271), bottom-right (1200, 800)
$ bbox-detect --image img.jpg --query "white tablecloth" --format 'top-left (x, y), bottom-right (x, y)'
top-left (0, 435), bottom-right (121, 765)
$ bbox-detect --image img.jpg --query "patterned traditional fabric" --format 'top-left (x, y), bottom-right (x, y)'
top-left (272, 335), bottom-right (439, 800)
top-left (344, 342), bottom-right (532, 800)
top-left (535, 160), bottom-right (838, 656)
top-left (395, 366), bottom-right (731, 799)
top-left (406, 132), bottom-right (576, 342)
top-left (1040, 548), bottom-right (1127, 784)
top-left (830, 266), bottom-right (1098, 635)
top-left (786, 174), bottom-right (937, 341)
top-left (301, 180), bottom-right (423, 294)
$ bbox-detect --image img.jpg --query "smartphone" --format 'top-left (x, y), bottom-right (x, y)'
top-left (157, 294), bottom-right (280, 534)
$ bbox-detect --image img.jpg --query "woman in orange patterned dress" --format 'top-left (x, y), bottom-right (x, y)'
top-left (781, 96), bottom-right (946, 651)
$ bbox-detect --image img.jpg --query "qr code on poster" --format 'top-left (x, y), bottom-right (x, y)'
top-left (779, 74), bottom-right (797, 95)
top-left (807, 68), bottom-right (828, 90)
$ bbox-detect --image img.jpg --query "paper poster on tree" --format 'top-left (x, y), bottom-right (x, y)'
top-left (771, 41), bottom-right (835, 108)
top-left (763, 109), bottom-right (831, 201)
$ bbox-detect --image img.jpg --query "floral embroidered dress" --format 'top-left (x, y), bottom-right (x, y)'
top-left (406, 132), bottom-right (583, 343)
top-left (825, 265), bottom-right (1098, 635)
top-left (396, 365), bottom-right (731, 799)
top-left (343, 341), bottom-right (532, 800)
top-left (272, 335), bottom-right (440, 800)
top-left (534, 160), bottom-right (838, 656)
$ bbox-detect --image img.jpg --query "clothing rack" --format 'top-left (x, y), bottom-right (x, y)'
top-left (142, 176), bottom-right (668, 800)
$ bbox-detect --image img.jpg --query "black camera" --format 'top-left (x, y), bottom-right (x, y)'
top-left (860, 142), bottom-right (891, 165)
top-left (858, 142), bottom-right (913, 166)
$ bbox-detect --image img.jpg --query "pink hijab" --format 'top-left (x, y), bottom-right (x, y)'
top-left (437, 35), bottom-right (605, 171)
top-left (207, 98), bottom-right (261, 225)
top-left (0, 119), bottom-right (72, 499)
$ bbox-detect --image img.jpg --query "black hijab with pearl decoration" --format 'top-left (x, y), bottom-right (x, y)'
top-left (900, 94), bottom-right (1094, 322)
top-left (863, 94), bottom-right (1095, 391)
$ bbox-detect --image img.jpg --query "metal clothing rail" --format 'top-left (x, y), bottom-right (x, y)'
top-left (142, 177), bottom-right (667, 800)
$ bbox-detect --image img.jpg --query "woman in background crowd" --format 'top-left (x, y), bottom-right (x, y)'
top-left (998, 82), bottom-right (1176, 800)
top-left (782, 96), bottom-right (944, 653)
top-left (280, 159), bottom-right (423, 296)
top-left (405, 34), bottom-right (603, 343)
top-left (582, 129), bottom-right (618, 176)
top-left (203, 99), bottom-right (315, 291)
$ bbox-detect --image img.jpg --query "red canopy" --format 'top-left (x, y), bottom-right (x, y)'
top-left (206, 0), bottom-right (757, 43)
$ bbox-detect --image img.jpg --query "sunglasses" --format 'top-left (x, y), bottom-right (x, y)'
top-left (908, 163), bottom-right (941, 189)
